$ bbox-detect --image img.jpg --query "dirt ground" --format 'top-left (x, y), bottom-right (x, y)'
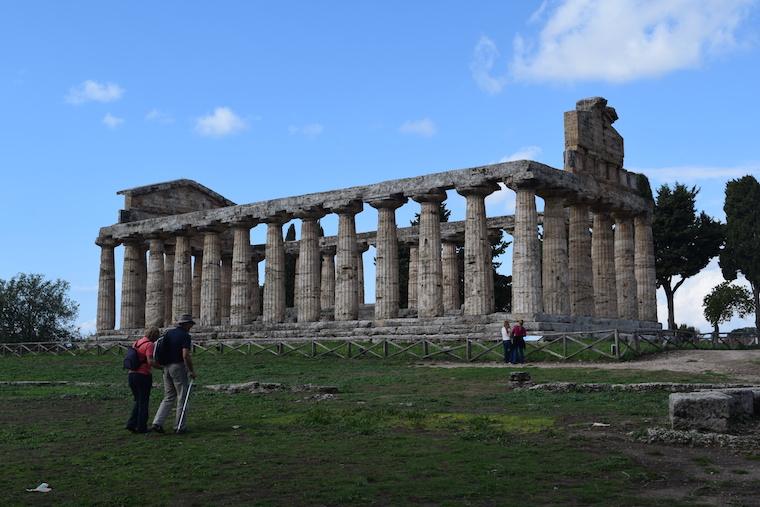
top-left (423, 349), bottom-right (760, 383)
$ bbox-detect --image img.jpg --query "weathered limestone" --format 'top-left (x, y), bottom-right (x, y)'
top-left (221, 254), bottom-right (232, 323)
top-left (136, 246), bottom-right (147, 328)
top-left (334, 202), bottom-right (362, 321)
top-left (414, 191), bottom-right (446, 318)
top-left (569, 204), bottom-right (594, 316)
top-left (296, 214), bottom-right (323, 322)
top-left (407, 244), bottom-right (418, 310)
top-left (441, 240), bottom-right (460, 312)
top-left (145, 238), bottom-right (165, 328)
top-left (458, 184), bottom-right (498, 316)
top-left (371, 198), bottom-right (405, 320)
top-left (163, 247), bottom-right (174, 326)
top-left (614, 214), bottom-right (638, 320)
top-left (172, 235), bottom-right (193, 323)
top-left (263, 219), bottom-right (287, 323)
top-left (320, 246), bottom-right (336, 310)
top-left (120, 239), bottom-right (143, 329)
top-left (670, 392), bottom-right (733, 432)
top-left (635, 214), bottom-right (658, 321)
top-left (230, 225), bottom-right (252, 326)
top-left (357, 243), bottom-right (369, 305)
top-left (512, 187), bottom-right (543, 315)
top-left (592, 211), bottom-right (617, 318)
top-left (192, 252), bottom-right (202, 319)
top-left (96, 238), bottom-right (116, 331)
top-left (200, 231), bottom-right (222, 326)
top-left (542, 196), bottom-right (569, 315)
top-left (249, 249), bottom-right (262, 319)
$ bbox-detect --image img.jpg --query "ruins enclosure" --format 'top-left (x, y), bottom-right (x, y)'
top-left (95, 98), bottom-right (659, 340)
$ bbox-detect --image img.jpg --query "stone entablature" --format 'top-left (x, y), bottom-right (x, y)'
top-left (117, 179), bottom-right (236, 223)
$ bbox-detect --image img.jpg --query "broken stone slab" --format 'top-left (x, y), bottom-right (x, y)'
top-left (526, 382), bottom-right (757, 393)
top-left (204, 381), bottom-right (339, 395)
top-left (510, 372), bottom-right (531, 383)
top-left (633, 427), bottom-right (760, 449)
top-left (669, 392), bottom-right (733, 433)
top-left (709, 388), bottom-right (755, 418)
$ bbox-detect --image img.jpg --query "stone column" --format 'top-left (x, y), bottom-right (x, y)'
top-left (296, 211), bottom-right (325, 322)
top-left (229, 224), bottom-right (252, 326)
top-left (136, 245), bottom-right (147, 328)
top-left (414, 191), bottom-right (446, 318)
top-left (357, 242), bottom-right (369, 306)
top-left (615, 214), bottom-right (638, 320)
top-left (320, 246), bottom-right (336, 311)
top-left (457, 183), bottom-right (498, 316)
top-left (334, 201), bottom-right (363, 321)
top-left (163, 245), bottom-right (175, 326)
top-left (441, 239), bottom-right (460, 312)
top-left (569, 204), bottom-right (594, 316)
top-left (172, 235), bottom-right (193, 323)
top-left (221, 254), bottom-right (232, 323)
top-left (635, 213), bottom-right (658, 322)
top-left (191, 251), bottom-right (202, 320)
top-left (407, 244), bottom-right (418, 310)
top-left (200, 230), bottom-right (222, 326)
top-left (542, 196), bottom-right (569, 315)
top-left (119, 239), bottom-right (143, 329)
top-left (96, 237), bottom-right (116, 331)
top-left (249, 249), bottom-right (263, 319)
top-left (263, 218), bottom-right (287, 323)
top-left (592, 211), bottom-right (618, 318)
top-left (145, 237), bottom-right (165, 329)
top-left (370, 197), bottom-right (406, 320)
top-left (511, 186), bottom-right (543, 315)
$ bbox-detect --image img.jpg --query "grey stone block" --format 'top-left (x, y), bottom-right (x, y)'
top-left (669, 392), bottom-right (732, 433)
top-left (714, 388), bottom-right (755, 417)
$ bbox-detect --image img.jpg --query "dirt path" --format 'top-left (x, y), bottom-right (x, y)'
top-left (422, 349), bottom-right (760, 382)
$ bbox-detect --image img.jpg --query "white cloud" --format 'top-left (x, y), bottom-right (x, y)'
top-left (399, 118), bottom-right (437, 138)
top-left (511, 0), bottom-right (754, 83)
top-left (470, 36), bottom-right (509, 94)
top-left (145, 109), bottom-right (174, 124)
top-left (499, 145), bottom-right (543, 162)
top-left (66, 80), bottom-right (124, 104)
top-left (289, 123), bottom-right (324, 138)
top-left (637, 163), bottom-right (760, 183)
top-left (102, 113), bottom-right (124, 129)
top-left (485, 182), bottom-right (516, 214)
top-left (77, 319), bottom-right (97, 336)
top-left (195, 107), bottom-right (247, 137)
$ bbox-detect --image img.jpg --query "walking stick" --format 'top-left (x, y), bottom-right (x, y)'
top-left (177, 379), bottom-right (194, 433)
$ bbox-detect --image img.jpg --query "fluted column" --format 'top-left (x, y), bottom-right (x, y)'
top-left (191, 252), bottom-right (202, 320)
top-left (615, 214), bottom-right (638, 320)
top-left (172, 235), bottom-right (193, 323)
top-left (263, 218), bottom-right (287, 323)
top-left (592, 211), bottom-right (617, 318)
top-left (221, 254), bottom-right (232, 323)
top-left (542, 196), bottom-right (569, 315)
top-left (163, 246), bottom-right (174, 326)
top-left (370, 198), bottom-right (406, 319)
top-left (249, 249), bottom-right (262, 319)
top-left (229, 224), bottom-right (253, 326)
top-left (145, 238), bottom-right (165, 328)
top-left (635, 213), bottom-right (658, 322)
top-left (96, 237), bottom-right (116, 331)
top-left (320, 246), bottom-right (336, 311)
top-left (357, 243), bottom-right (369, 305)
top-left (569, 204), bottom-right (594, 316)
top-left (120, 239), bottom-right (142, 329)
top-left (414, 191), bottom-right (446, 318)
top-left (296, 212), bottom-right (325, 322)
top-left (136, 245), bottom-right (147, 328)
top-left (334, 201), bottom-right (363, 321)
top-left (407, 244), bottom-right (418, 310)
top-left (200, 230), bottom-right (222, 326)
top-left (457, 184), bottom-right (498, 315)
top-left (441, 239), bottom-right (460, 312)
top-left (512, 186), bottom-right (543, 314)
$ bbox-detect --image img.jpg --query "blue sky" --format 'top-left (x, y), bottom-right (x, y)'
top-left (1, 0), bottom-right (759, 334)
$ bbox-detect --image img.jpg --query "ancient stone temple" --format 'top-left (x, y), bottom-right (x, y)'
top-left (95, 98), bottom-right (659, 340)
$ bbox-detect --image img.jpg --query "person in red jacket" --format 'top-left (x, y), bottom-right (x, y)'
top-left (510, 320), bottom-right (527, 364)
top-left (126, 327), bottom-right (161, 434)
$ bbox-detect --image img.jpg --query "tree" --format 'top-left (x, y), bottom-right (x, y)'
top-left (0, 273), bottom-right (79, 343)
top-left (702, 281), bottom-right (754, 336)
top-left (653, 183), bottom-right (724, 330)
top-left (720, 175), bottom-right (760, 332)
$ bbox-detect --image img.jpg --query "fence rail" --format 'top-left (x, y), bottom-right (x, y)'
top-left (1, 329), bottom-right (758, 362)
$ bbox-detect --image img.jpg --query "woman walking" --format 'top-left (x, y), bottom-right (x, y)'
top-left (500, 320), bottom-right (512, 363)
top-left (126, 327), bottom-right (161, 434)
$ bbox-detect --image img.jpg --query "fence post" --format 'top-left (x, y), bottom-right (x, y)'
top-left (423, 340), bottom-right (429, 357)
top-left (613, 329), bottom-right (621, 360)
top-left (466, 338), bottom-right (472, 361)
top-left (311, 340), bottom-right (316, 357)
top-left (562, 336), bottom-right (568, 360)
top-left (383, 338), bottom-right (389, 358)
top-left (347, 341), bottom-right (353, 359)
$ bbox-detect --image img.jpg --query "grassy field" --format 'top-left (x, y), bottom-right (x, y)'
top-left (1, 354), bottom-right (758, 506)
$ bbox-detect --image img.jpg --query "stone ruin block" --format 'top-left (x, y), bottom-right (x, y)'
top-left (669, 392), bottom-right (732, 433)
top-left (712, 388), bottom-right (755, 418)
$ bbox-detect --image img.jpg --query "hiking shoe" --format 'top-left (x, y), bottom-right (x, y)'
top-left (151, 424), bottom-right (165, 434)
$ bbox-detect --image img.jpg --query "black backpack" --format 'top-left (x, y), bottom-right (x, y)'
top-left (153, 332), bottom-right (170, 366)
top-left (123, 339), bottom-right (146, 370)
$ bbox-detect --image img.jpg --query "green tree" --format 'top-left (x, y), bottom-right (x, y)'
top-left (653, 183), bottom-right (724, 330)
top-left (0, 273), bottom-right (79, 342)
top-left (702, 281), bottom-right (754, 336)
top-left (720, 175), bottom-right (760, 332)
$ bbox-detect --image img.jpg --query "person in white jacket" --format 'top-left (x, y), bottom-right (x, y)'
top-left (500, 320), bottom-right (512, 363)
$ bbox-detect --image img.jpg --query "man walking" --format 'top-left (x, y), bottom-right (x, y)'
top-left (152, 314), bottom-right (197, 434)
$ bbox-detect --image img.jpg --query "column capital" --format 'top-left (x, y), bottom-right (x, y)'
top-left (320, 244), bottom-right (337, 255)
top-left (612, 210), bottom-right (635, 222)
top-left (368, 195), bottom-right (407, 210)
top-left (262, 211), bottom-right (292, 225)
top-left (196, 222), bottom-right (227, 234)
top-left (228, 217), bottom-right (259, 229)
top-left (250, 249), bottom-right (265, 263)
top-left (293, 205), bottom-right (327, 220)
top-left (95, 236), bottom-right (118, 247)
top-left (412, 188), bottom-right (447, 203)
top-left (357, 241), bottom-right (370, 253)
top-left (328, 199), bottom-right (363, 216)
top-left (455, 182), bottom-right (499, 197)
top-left (441, 231), bottom-right (464, 244)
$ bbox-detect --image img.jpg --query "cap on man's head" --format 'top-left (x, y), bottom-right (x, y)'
top-left (177, 314), bottom-right (196, 325)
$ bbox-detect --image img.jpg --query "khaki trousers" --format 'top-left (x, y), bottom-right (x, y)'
top-left (152, 363), bottom-right (190, 430)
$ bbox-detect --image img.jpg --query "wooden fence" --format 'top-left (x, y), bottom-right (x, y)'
top-left (1, 329), bottom-right (757, 362)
